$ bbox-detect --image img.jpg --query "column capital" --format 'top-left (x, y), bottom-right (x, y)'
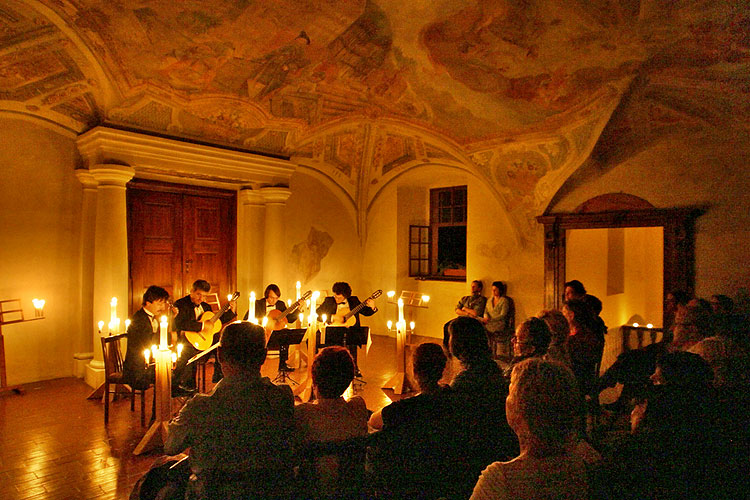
top-left (239, 188), bottom-right (265, 206)
top-left (90, 164), bottom-right (135, 187)
top-left (75, 169), bottom-right (98, 190)
top-left (260, 186), bottom-right (291, 205)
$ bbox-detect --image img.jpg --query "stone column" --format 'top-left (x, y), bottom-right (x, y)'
top-left (74, 170), bottom-right (98, 377)
top-left (260, 187), bottom-right (291, 289)
top-left (238, 189), bottom-right (266, 310)
top-left (84, 164), bottom-right (135, 389)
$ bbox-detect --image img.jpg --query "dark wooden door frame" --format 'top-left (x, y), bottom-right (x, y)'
top-left (536, 207), bottom-right (703, 327)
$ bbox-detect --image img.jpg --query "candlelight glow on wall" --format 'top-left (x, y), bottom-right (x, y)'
top-left (32, 298), bottom-right (45, 317)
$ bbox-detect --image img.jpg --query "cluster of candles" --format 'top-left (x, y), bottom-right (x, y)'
top-left (384, 291), bottom-right (430, 333)
top-left (143, 315), bottom-right (183, 367)
top-left (32, 298), bottom-right (45, 317)
top-left (632, 322), bottom-right (654, 328)
top-left (246, 282), bottom-right (313, 326)
top-left (97, 297), bottom-right (128, 335)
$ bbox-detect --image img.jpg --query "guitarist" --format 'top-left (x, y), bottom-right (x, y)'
top-left (173, 279), bottom-right (237, 392)
top-left (316, 282), bottom-right (378, 372)
top-left (242, 284), bottom-right (299, 373)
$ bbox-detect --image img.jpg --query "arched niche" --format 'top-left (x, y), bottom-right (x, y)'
top-left (536, 193), bottom-right (703, 327)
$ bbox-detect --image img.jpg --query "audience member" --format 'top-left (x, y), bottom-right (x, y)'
top-left (594, 351), bottom-right (742, 499)
top-left (443, 280), bottom-right (487, 349)
top-left (563, 299), bottom-right (605, 397)
top-left (295, 346), bottom-right (368, 498)
top-left (164, 322), bottom-right (295, 499)
top-left (481, 281), bottom-right (514, 355)
top-left (471, 358), bottom-right (593, 500)
top-left (446, 316), bottom-right (519, 498)
top-left (503, 317), bottom-right (551, 379)
top-left (563, 280), bottom-right (587, 302)
top-left (368, 343), bottom-right (455, 499)
top-left (538, 309), bottom-right (573, 368)
top-left (664, 290), bottom-right (691, 338)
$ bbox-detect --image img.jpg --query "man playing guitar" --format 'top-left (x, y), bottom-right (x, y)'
top-left (173, 279), bottom-right (237, 393)
top-left (243, 284), bottom-right (299, 372)
top-left (316, 282), bottom-right (378, 374)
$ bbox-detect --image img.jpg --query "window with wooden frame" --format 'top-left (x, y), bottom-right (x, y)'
top-left (409, 186), bottom-right (467, 280)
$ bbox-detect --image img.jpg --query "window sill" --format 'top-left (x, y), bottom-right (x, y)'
top-left (413, 275), bottom-right (466, 282)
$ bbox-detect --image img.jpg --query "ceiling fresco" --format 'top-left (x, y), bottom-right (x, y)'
top-left (1, 0), bottom-right (748, 242)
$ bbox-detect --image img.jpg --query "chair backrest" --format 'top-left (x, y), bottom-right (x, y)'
top-left (299, 434), bottom-right (370, 499)
top-left (101, 333), bottom-right (127, 379)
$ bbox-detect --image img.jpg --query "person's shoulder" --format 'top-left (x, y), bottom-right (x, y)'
top-left (346, 395), bottom-right (368, 413)
top-left (173, 296), bottom-right (191, 307)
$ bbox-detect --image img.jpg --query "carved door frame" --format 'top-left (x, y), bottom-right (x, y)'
top-left (537, 196), bottom-right (702, 328)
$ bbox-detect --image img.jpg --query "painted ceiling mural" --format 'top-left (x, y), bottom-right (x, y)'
top-left (1, 0), bottom-right (748, 243)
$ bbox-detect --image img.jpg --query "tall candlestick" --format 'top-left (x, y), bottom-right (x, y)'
top-left (296, 281), bottom-right (301, 301)
top-left (397, 298), bottom-right (405, 324)
top-left (159, 316), bottom-right (168, 348)
top-left (110, 297), bottom-right (117, 325)
top-left (98, 320), bottom-right (104, 334)
top-left (249, 291), bottom-right (256, 322)
top-left (125, 319), bottom-right (131, 331)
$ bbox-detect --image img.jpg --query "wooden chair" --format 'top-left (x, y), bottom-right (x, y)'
top-left (101, 334), bottom-right (150, 425)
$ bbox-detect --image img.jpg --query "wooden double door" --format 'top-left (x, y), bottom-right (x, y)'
top-left (127, 180), bottom-right (237, 314)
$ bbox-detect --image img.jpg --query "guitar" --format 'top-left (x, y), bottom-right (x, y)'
top-left (184, 291), bottom-right (240, 351)
top-left (330, 290), bottom-right (382, 327)
top-left (264, 290), bottom-right (312, 336)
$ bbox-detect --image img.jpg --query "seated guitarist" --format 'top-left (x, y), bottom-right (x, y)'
top-left (243, 284), bottom-right (299, 373)
top-left (173, 279), bottom-right (237, 393)
top-left (316, 282), bottom-right (378, 373)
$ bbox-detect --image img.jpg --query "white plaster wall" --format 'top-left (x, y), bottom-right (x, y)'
top-left (550, 129), bottom-right (750, 304)
top-left (363, 165), bottom-right (546, 339)
top-left (0, 117), bottom-right (83, 385)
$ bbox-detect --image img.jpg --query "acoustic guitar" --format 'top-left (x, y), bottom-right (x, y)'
top-left (264, 290), bottom-right (312, 336)
top-left (184, 291), bottom-right (240, 351)
top-left (330, 290), bottom-right (382, 327)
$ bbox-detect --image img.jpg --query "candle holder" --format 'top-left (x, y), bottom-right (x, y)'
top-left (0, 298), bottom-right (47, 396)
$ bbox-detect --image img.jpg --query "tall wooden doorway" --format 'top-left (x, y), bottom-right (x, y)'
top-left (126, 180), bottom-right (237, 314)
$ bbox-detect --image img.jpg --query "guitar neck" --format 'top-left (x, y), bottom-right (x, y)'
top-left (277, 300), bottom-right (301, 322)
top-left (343, 299), bottom-right (369, 321)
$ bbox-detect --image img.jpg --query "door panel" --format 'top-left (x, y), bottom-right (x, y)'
top-left (128, 182), bottom-right (236, 314)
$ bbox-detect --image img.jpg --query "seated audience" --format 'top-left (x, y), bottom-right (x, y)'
top-left (295, 346), bottom-right (368, 498)
top-left (664, 290), bottom-right (691, 336)
top-left (538, 309), bottom-right (573, 368)
top-left (471, 358), bottom-right (594, 500)
top-left (594, 351), bottom-right (742, 499)
top-left (368, 343), bottom-right (455, 498)
top-left (164, 322), bottom-right (295, 499)
top-left (369, 342), bottom-right (449, 430)
top-left (481, 281), bottom-right (514, 353)
top-left (504, 317), bottom-right (552, 379)
top-left (447, 317), bottom-right (519, 498)
top-left (443, 280), bottom-right (487, 349)
top-left (563, 299), bottom-right (605, 397)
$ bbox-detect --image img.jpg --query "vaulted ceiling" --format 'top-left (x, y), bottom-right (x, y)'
top-left (2, 0), bottom-right (748, 243)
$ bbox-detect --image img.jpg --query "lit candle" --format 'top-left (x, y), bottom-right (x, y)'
top-left (98, 320), bottom-right (104, 334)
top-left (421, 295), bottom-right (430, 303)
top-left (298, 313), bottom-right (304, 325)
top-left (32, 298), bottom-right (45, 317)
top-left (321, 314), bottom-right (327, 325)
top-left (177, 343), bottom-right (183, 358)
top-left (171, 352), bottom-right (177, 364)
top-left (287, 299), bottom-right (292, 307)
top-left (633, 322), bottom-right (640, 327)
top-left (125, 319), bottom-right (131, 330)
top-left (107, 321), bottom-right (114, 335)
top-left (397, 298), bottom-right (405, 324)
top-left (151, 345), bottom-right (158, 359)
top-left (110, 297), bottom-right (117, 325)
top-left (249, 291), bottom-right (256, 322)
top-left (387, 291), bottom-right (395, 299)
top-left (227, 294), bottom-right (232, 301)
top-left (159, 316), bottom-right (168, 348)
top-left (261, 316), bottom-right (268, 327)
top-left (114, 318), bottom-right (120, 334)
top-left (410, 321), bottom-right (415, 331)
top-left (387, 320), bottom-right (393, 330)
top-left (296, 281), bottom-right (301, 301)
top-left (647, 323), bottom-right (653, 329)
top-left (144, 348), bottom-right (150, 366)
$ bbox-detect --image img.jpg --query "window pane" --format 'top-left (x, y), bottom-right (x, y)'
top-left (439, 191), bottom-right (451, 206)
top-left (440, 207), bottom-right (452, 223)
top-left (420, 261), bottom-right (430, 275)
top-left (453, 187), bottom-right (466, 205)
top-left (437, 225), bottom-right (467, 273)
top-left (410, 261), bottom-right (419, 275)
top-left (453, 206), bottom-right (464, 222)
top-left (420, 228), bottom-right (429, 243)
top-left (410, 245), bottom-right (419, 259)
top-left (420, 244), bottom-right (429, 259)
top-left (410, 226), bottom-right (419, 241)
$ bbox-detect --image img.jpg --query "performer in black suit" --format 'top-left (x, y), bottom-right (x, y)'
top-left (172, 279), bottom-right (237, 391)
top-left (243, 284), bottom-right (299, 373)
top-left (316, 282), bottom-right (377, 373)
top-left (122, 285), bottom-right (170, 391)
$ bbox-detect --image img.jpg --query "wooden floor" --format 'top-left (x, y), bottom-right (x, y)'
top-left (0, 334), bottom-right (452, 500)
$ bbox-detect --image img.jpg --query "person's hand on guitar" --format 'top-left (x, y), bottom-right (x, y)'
top-left (228, 297), bottom-right (237, 314)
top-left (365, 298), bottom-right (377, 311)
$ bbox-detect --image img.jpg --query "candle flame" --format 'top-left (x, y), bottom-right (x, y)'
top-left (633, 322), bottom-right (639, 327)
top-left (647, 323), bottom-right (653, 329)
top-left (421, 295), bottom-right (430, 303)
top-left (387, 320), bottom-right (393, 330)
top-left (110, 297), bottom-right (117, 306)
top-left (387, 291), bottom-right (395, 298)
top-left (410, 321), bottom-right (415, 330)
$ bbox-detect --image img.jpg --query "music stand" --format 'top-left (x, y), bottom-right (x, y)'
top-left (268, 328), bottom-right (306, 385)
top-left (319, 326), bottom-right (369, 381)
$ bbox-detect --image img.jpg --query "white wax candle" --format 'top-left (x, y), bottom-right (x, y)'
top-left (98, 320), bottom-right (104, 334)
top-left (125, 319), bottom-right (131, 330)
top-left (397, 298), bottom-right (405, 324)
top-left (110, 297), bottom-right (117, 325)
top-left (159, 316), bottom-right (168, 348)
top-left (144, 349), bottom-right (150, 365)
top-left (296, 281), bottom-right (301, 301)
top-left (387, 320), bottom-right (393, 330)
top-left (249, 291), bottom-right (256, 321)
top-left (410, 321), bottom-right (415, 331)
